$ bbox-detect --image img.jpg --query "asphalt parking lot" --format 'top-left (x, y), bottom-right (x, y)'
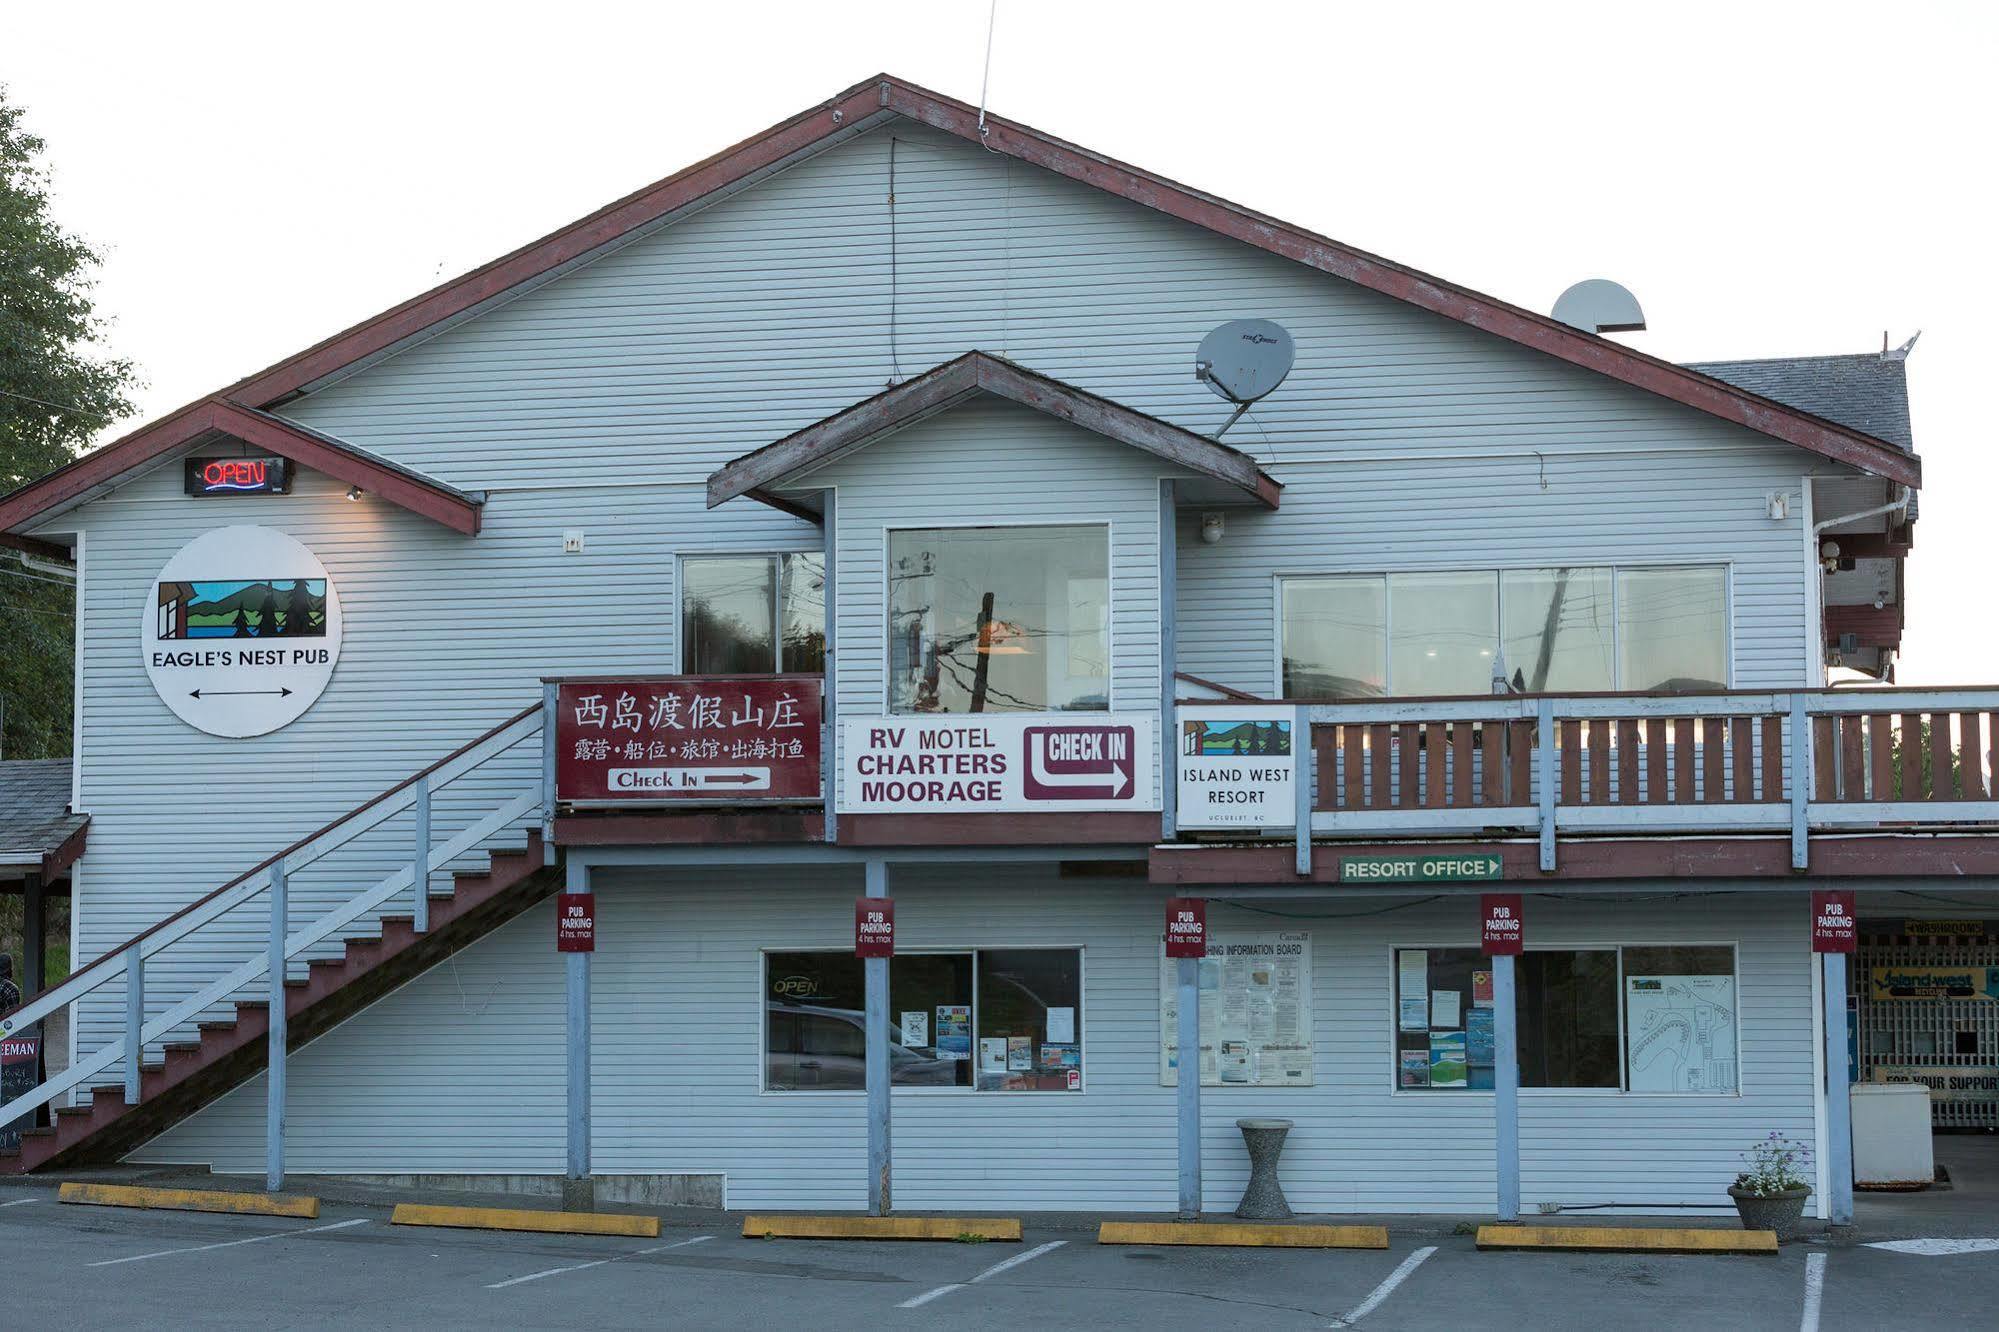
top-left (9, 1185), bottom-right (1999, 1330)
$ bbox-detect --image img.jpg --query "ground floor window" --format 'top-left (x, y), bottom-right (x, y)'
top-left (1395, 944), bottom-right (1738, 1093)
top-left (764, 949), bottom-right (1082, 1093)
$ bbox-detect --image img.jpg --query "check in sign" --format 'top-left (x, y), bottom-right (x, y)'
top-left (1340, 852), bottom-right (1503, 884)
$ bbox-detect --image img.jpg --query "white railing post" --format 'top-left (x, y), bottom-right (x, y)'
top-left (266, 857), bottom-right (287, 1193)
top-left (122, 944), bottom-right (143, 1105)
top-left (412, 777), bottom-right (431, 934)
top-left (1294, 705), bottom-right (1313, 876)
top-left (542, 681), bottom-right (559, 846)
top-left (1791, 695), bottom-right (1811, 871)
top-left (1536, 697), bottom-right (1557, 872)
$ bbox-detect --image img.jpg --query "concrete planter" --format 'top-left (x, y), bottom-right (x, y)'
top-left (1727, 1184), bottom-right (1811, 1241)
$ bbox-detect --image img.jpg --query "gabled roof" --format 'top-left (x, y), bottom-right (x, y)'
top-left (1684, 353), bottom-right (1914, 452)
top-left (0, 759), bottom-right (88, 879)
top-left (0, 399), bottom-right (484, 537)
top-left (706, 352), bottom-right (1282, 511)
top-left (0, 73), bottom-right (1920, 542)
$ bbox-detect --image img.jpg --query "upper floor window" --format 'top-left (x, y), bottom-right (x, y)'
top-left (680, 553), bottom-right (825, 674)
top-left (1281, 565), bottom-right (1726, 699)
top-left (888, 525), bottom-right (1109, 713)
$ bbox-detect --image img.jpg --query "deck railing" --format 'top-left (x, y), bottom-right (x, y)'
top-left (1231, 687), bottom-right (1999, 871)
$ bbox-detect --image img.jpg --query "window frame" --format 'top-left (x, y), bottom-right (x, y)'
top-left (676, 550), bottom-right (825, 675)
top-left (758, 944), bottom-right (1089, 1096)
top-left (1273, 561), bottom-right (1734, 699)
top-left (880, 520), bottom-right (1116, 715)
top-left (1384, 940), bottom-right (1743, 1098)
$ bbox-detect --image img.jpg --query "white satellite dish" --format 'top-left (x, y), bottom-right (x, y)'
top-left (1195, 319), bottom-right (1295, 438)
top-left (1552, 279), bottom-right (1646, 335)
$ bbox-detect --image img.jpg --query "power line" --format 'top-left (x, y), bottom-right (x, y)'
top-left (0, 384), bottom-right (122, 422)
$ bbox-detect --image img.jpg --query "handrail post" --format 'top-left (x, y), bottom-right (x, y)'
top-left (1791, 695), bottom-right (1810, 871)
top-left (1536, 697), bottom-right (1556, 872)
top-left (1294, 706), bottom-right (1312, 876)
top-left (266, 858), bottom-right (287, 1193)
top-left (123, 944), bottom-right (143, 1105)
top-left (412, 776), bottom-right (431, 935)
top-left (542, 681), bottom-right (558, 847)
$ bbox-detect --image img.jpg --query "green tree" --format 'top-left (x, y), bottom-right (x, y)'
top-left (0, 85), bottom-right (137, 759)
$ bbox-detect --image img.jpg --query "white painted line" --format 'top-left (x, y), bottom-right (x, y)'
top-left (87, 1217), bottom-right (368, 1268)
top-left (0, 1198), bottom-right (41, 1209)
top-left (1867, 1237), bottom-right (1999, 1255)
top-left (485, 1233), bottom-right (712, 1289)
top-left (1800, 1250), bottom-right (1826, 1332)
top-left (897, 1238), bottom-right (1067, 1309)
top-left (1330, 1245), bottom-right (1436, 1327)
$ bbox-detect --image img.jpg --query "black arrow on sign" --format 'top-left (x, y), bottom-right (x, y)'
top-left (190, 687), bottom-right (293, 699)
top-left (703, 772), bottom-right (759, 785)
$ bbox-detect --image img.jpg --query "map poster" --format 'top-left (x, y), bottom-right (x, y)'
top-left (1161, 930), bottom-right (1312, 1087)
top-left (1626, 974), bottom-right (1738, 1093)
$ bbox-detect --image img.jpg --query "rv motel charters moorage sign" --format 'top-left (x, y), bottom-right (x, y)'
top-left (837, 714), bottom-right (1159, 814)
top-left (555, 677), bottom-right (822, 803)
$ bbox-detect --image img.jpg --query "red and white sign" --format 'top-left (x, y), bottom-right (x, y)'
top-left (1812, 890), bottom-right (1858, 953)
top-left (556, 677), bottom-right (821, 803)
top-left (856, 897), bottom-right (895, 958)
top-left (556, 894), bottom-right (595, 952)
top-left (838, 714), bottom-right (1157, 813)
top-left (1481, 894), bottom-right (1524, 956)
top-left (1165, 898), bottom-right (1207, 958)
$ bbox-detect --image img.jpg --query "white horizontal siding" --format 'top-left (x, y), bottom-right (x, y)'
top-left (134, 877), bottom-right (1814, 1214)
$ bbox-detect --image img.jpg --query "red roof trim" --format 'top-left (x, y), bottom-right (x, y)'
top-left (0, 400), bottom-right (482, 536)
top-left (2, 73), bottom-right (1918, 540)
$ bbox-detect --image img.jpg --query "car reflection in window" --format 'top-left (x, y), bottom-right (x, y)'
top-left (766, 1001), bottom-right (959, 1089)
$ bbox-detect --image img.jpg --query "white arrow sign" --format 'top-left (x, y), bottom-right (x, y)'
top-left (1029, 731), bottom-right (1128, 796)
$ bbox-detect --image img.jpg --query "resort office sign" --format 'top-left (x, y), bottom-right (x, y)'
top-left (142, 525), bottom-right (342, 738)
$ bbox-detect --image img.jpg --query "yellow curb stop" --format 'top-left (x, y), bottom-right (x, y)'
top-left (1474, 1224), bottom-right (1778, 1254)
top-left (390, 1203), bottom-right (660, 1238)
top-left (742, 1215), bottom-right (1023, 1242)
top-left (1097, 1221), bottom-right (1389, 1249)
top-left (57, 1182), bottom-right (319, 1219)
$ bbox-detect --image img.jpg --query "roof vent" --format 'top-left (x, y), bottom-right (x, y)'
top-left (1552, 279), bottom-right (1646, 335)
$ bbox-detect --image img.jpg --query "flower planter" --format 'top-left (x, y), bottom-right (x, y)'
top-left (1727, 1184), bottom-right (1812, 1241)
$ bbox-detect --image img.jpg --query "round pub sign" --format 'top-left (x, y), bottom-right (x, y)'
top-left (142, 525), bottom-right (343, 737)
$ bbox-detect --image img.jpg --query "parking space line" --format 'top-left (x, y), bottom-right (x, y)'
top-left (1, 1198), bottom-right (40, 1209)
top-left (897, 1239), bottom-right (1067, 1309)
top-left (87, 1217), bottom-right (368, 1267)
top-left (1329, 1245), bottom-right (1436, 1327)
top-left (1800, 1251), bottom-right (1826, 1332)
top-left (484, 1233), bottom-right (713, 1289)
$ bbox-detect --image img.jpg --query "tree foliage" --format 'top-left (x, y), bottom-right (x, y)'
top-left (1, 84), bottom-right (137, 759)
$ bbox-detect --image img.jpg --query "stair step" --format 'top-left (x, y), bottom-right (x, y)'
top-left (198, 1020), bottom-right (236, 1033)
top-left (55, 1106), bottom-right (93, 1120)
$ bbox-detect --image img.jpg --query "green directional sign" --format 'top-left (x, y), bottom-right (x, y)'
top-left (1340, 852), bottom-right (1504, 884)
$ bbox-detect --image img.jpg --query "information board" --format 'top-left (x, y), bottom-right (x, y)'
top-left (1626, 974), bottom-right (1738, 1093)
top-left (1160, 930), bottom-right (1312, 1087)
top-left (556, 676), bottom-right (821, 802)
top-left (0, 1037), bottom-right (37, 1152)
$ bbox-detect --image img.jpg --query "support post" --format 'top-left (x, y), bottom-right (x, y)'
top-left (266, 858), bottom-right (287, 1192)
top-left (541, 681), bottom-right (559, 846)
top-left (21, 870), bottom-right (45, 999)
top-left (1176, 954), bottom-right (1201, 1219)
top-left (1160, 480), bottom-right (1178, 842)
top-left (564, 856), bottom-right (593, 1211)
top-left (1790, 695), bottom-right (1811, 871)
top-left (122, 944), bottom-right (142, 1106)
top-left (1294, 704), bottom-right (1313, 876)
top-left (865, 857), bottom-right (891, 1216)
top-left (1493, 951), bottom-right (1519, 1221)
top-left (412, 776), bottom-right (431, 934)
top-left (1823, 950), bottom-right (1854, 1228)
top-left (1536, 697), bottom-right (1556, 872)
top-left (823, 490), bottom-right (839, 845)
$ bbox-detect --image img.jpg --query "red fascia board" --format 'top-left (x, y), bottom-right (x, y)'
top-left (41, 821), bottom-right (88, 881)
top-left (0, 400), bottom-right (480, 536)
top-left (1, 531), bottom-right (72, 562)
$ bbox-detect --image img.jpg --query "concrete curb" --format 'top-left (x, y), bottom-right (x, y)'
top-left (57, 1182), bottom-right (319, 1219)
top-left (742, 1215), bottom-right (1022, 1241)
top-left (1099, 1221), bottom-right (1388, 1248)
top-left (1476, 1224), bottom-right (1779, 1254)
top-left (391, 1203), bottom-right (660, 1238)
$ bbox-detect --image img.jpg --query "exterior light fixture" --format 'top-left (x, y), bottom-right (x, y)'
top-left (1200, 513), bottom-right (1225, 544)
top-left (347, 486), bottom-right (363, 501)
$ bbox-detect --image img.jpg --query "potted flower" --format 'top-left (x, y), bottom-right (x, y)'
top-left (1729, 1131), bottom-right (1814, 1239)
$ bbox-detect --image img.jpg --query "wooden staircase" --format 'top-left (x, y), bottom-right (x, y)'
top-left (3, 834), bottom-right (558, 1173)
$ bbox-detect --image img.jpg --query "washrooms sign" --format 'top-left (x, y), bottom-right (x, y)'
top-left (142, 525), bottom-right (342, 738)
top-left (838, 714), bottom-right (1158, 813)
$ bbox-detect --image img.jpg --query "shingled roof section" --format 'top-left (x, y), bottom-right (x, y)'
top-left (0, 759), bottom-right (87, 876)
top-left (1685, 354), bottom-right (1914, 452)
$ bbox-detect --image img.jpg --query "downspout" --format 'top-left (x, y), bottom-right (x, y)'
top-left (1813, 483), bottom-right (1911, 538)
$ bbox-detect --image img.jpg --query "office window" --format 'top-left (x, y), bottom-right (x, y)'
top-left (1393, 944), bottom-right (1737, 1093)
top-left (888, 526), bottom-right (1109, 713)
top-left (765, 949), bottom-right (1083, 1093)
top-left (681, 553), bottom-right (825, 674)
top-left (1282, 565), bottom-right (1725, 698)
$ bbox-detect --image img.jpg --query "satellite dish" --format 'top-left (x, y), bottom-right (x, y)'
top-left (1552, 279), bottom-right (1646, 335)
top-left (1196, 320), bottom-right (1295, 404)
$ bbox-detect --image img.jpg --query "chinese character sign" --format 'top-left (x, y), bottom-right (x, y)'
top-left (555, 677), bottom-right (822, 802)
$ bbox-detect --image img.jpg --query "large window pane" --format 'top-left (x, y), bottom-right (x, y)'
top-left (1389, 572), bottom-right (1499, 697)
top-left (1622, 946), bottom-right (1738, 1094)
top-left (888, 526), bottom-right (1109, 713)
top-left (1617, 566), bottom-right (1727, 692)
top-left (1282, 577), bottom-right (1386, 699)
top-left (977, 949), bottom-right (1083, 1092)
top-left (1517, 950), bottom-right (1620, 1088)
top-left (683, 556), bottom-right (776, 674)
top-left (766, 951), bottom-right (970, 1090)
top-left (1393, 948), bottom-right (1487, 1090)
top-left (1501, 567), bottom-right (1615, 693)
top-left (780, 552), bottom-right (826, 673)
top-left (890, 953), bottom-right (975, 1089)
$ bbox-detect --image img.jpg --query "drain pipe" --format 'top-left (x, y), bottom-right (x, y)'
top-left (1814, 484), bottom-right (1911, 539)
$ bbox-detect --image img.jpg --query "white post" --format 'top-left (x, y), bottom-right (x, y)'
top-left (265, 858), bottom-right (287, 1193)
top-left (865, 858), bottom-right (890, 1216)
top-left (1493, 952), bottom-right (1520, 1222)
top-left (122, 945), bottom-right (142, 1105)
top-left (1176, 954), bottom-right (1201, 1218)
top-left (1824, 950), bottom-right (1854, 1227)
top-left (412, 776), bottom-right (431, 934)
top-left (564, 856), bottom-right (592, 1211)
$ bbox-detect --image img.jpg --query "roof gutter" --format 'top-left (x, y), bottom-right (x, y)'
top-left (1814, 485), bottom-right (1912, 536)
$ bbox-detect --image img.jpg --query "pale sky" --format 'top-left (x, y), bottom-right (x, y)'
top-left (6, 2), bottom-right (1994, 682)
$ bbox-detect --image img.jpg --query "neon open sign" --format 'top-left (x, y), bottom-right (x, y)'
top-left (184, 456), bottom-right (292, 496)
